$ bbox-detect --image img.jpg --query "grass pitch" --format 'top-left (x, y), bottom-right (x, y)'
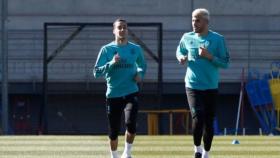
top-left (0, 135), bottom-right (279, 158)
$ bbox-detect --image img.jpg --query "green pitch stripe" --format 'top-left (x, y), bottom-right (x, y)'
top-left (0, 151), bottom-right (105, 156)
top-left (131, 151), bottom-right (280, 156)
top-left (0, 136), bottom-right (279, 158)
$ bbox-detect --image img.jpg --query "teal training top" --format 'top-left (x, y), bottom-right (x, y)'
top-left (176, 30), bottom-right (230, 90)
top-left (94, 41), bottom-right (147, 98)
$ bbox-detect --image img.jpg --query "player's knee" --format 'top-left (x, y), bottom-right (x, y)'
top-left (109, 132), bottom-right (118, 140)
top-left (126, 123), bottom-right (136, 134)
top-left (193, 113), bottom-right (203, 123)
top-left (109, 128), bottom-right (119, 140)
top-left (205, 119), bottom-right (214, 131)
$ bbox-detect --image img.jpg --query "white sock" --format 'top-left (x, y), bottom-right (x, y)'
top-left (194, 145), bottom-right (202, 153)
top-left (110, 150), bottom-right (119, 158)
top-left (202, 149), bottom-right (209, 158)
top-left (122, 142), bottom-right (133, 157)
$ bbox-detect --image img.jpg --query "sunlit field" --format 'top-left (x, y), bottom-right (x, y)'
top-left (0, 135), bottom-right (279, 158)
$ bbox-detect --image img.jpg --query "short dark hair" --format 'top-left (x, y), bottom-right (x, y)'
top-left (113, 18), bottom-right (127, 28)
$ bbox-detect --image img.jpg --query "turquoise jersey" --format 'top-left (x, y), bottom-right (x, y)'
top-left (176, 30), bottom-right (230, 90)
top-left (94, 41), bottom-right (147, 98)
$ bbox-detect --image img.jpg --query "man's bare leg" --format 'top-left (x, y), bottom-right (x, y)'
top-left (110, 139), bottom-right (119, 158)
top-left (121, 131), bottom-right (135, 158)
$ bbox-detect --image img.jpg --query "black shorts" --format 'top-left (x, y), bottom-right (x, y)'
top-left (186, 88), bottom-right (218, 119)
top-left (106, 92), bottom-right (139, 140)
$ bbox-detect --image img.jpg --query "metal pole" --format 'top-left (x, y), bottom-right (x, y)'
top-left (1, 0), bottom-right (9, 135)
top-left (190, 0), bottom-right (194, 30)
top-left (190, 0), bottom-right (194, 12)
top-left (248, 32), bottom-right (251, 77)
top-left (157, 24), bottom-right (163, 109)
top-left (235, 68), bottom-right (244, 136)
top-left (38, 23), bottom-right (48, 134)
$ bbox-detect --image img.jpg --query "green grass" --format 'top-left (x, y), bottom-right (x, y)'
top-left (0, 135), bottom-right (279, 158)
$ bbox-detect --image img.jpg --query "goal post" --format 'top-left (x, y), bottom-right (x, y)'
top-left (39, 22), bottom-right (163, 134)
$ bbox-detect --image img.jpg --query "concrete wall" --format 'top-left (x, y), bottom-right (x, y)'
top-left (6, 0), bottom-right (280, 31)
top-left (2, 0), bottom-right (280, 84)
top-left (4, 0), bottom-right (277, 134)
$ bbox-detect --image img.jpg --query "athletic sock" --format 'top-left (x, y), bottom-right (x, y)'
top-left (122, 142), bottom-right (132, 157)
top-left (202, 149), bottom-right (209, 158)
top-left (111, 150), bottom-right (119, 158)
top-left (194, 145), bottom-right (203, 153)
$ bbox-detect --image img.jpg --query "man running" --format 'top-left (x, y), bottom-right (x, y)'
top-left (176, 8), bottom-right (230, 158)
top-left (94, 18), bottom-right (147, 158)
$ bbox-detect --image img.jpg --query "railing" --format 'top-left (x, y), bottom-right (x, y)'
top-left (1, 30), bottom-right (280, 83)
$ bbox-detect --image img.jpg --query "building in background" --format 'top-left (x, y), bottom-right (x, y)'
top-left (1, 0), bottom-right (280, 134)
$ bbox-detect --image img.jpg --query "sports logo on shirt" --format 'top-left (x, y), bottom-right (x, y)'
top-left (200, 40), bottom-right (210, 48)
top-left (188, 39), bottom-right (199, 48)
top-left (111, 53), bottom-right (133, 70)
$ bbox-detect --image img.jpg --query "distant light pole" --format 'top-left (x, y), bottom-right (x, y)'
top-left (1, 0), bottom-right (9, 135)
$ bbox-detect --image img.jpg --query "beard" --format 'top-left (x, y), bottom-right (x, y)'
top-left (193, 27), bottom-right (203, 33)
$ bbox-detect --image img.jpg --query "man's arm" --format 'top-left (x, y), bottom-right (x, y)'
top-left (199, 37), bottom-right (230, 68)
top-left (176, 36), bottom-right (188, 65)
top-left (211, 37), bottom-right (230, 68)
top-left (135, 47), bottom-right (147, 82)
top-left (93, 47), bottom-right (118, 78)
